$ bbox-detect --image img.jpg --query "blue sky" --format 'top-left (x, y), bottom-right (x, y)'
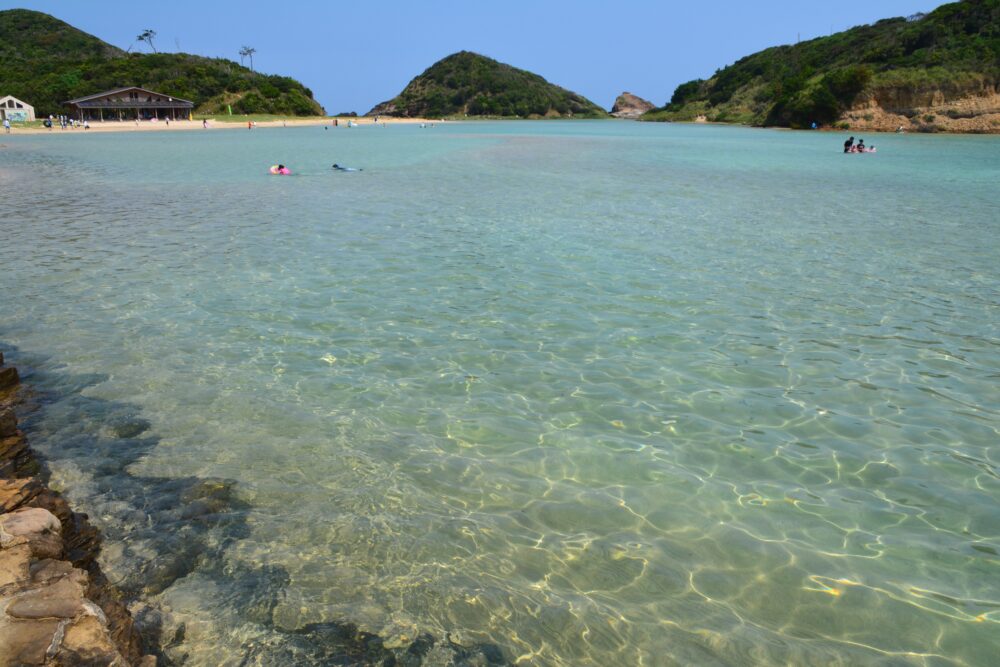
top-left (5, 0), bottom-right (943, 113)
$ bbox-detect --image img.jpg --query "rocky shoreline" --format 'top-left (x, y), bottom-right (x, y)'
top-left (0, 352), bottom-right (153, 666)
top-left (0, 350), bottom-right (516, 665)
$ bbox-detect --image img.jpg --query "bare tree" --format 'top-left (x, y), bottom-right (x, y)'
top-left (240, 46), bottom-right (257, 72)
top-left (137, 29), bottom-right (158, 53)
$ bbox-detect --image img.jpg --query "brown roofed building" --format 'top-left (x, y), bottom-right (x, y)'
top-left (65, 87), bottom-right (195, 122)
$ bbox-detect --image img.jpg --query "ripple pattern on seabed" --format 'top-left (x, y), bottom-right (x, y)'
top-left (1, 122), bottom-right (999, 666)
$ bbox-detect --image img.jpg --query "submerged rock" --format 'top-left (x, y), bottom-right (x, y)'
top-left (0, 366), bottom-right (19, 392)
top-left (106, 415), bottom-right (151, 440)
top-left (0, 409), bottom-right (16, 438)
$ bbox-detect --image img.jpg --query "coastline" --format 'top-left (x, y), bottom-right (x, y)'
top-left (637, 117), bottom-right (1000, 135)
top-left (5, 116), bottom-right (447, 136)
top-left (10, 115), bottom-right (995, 136)
top-left (0, 353), bottom-right (152, 666)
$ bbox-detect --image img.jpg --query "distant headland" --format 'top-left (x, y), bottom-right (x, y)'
top-left (366, 51), bottom-right (607, 119)
top-left (641, 0), bottom-right (999, 133)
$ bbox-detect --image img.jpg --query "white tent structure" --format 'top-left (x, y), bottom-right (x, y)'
top-left (0, 95), bottom-right (35, 122)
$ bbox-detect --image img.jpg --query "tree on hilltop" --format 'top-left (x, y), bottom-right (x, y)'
top-left (240, 46), bottom-right (257, 72)
top-left (137, 28), bottom-right (157, 53)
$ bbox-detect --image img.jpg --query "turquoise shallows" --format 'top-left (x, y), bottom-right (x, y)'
top-left (1, 121), bottom-right (998, 665)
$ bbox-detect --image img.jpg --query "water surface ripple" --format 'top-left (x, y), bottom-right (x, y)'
top-left (1, 122), bottom-right (999, 666)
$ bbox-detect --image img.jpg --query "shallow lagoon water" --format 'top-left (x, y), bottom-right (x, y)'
top-left (1, 121), bottom-right (999, 665)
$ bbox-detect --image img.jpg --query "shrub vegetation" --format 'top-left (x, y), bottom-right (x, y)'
top-left (368, 51), bottom-right (607, 119)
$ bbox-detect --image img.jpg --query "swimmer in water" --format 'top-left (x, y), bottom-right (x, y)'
top-left (332, 163), bottom-right (361, 172)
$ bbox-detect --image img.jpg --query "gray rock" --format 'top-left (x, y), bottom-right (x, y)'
top-left (7, 589), bottom-right (85, 620)
top-left (0, 507), bottom-right (63, 559)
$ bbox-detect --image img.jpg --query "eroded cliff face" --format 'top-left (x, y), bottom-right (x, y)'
top-left (839, 83), bottom-right (1000, 133)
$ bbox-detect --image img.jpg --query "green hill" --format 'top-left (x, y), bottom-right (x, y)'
top-left (0, 9), bottom-right (324, 117)
top-left (367, 51), bottom-right (607, 119)
top-left (645, 0), bottom-right (1000, 130)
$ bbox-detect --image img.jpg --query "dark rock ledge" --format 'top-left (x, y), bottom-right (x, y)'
top-left (0, 351), bottom-right (153, 667)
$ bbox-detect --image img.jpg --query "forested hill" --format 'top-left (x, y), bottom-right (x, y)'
top-left (645, 0), bottom-right (1000, 130)
top-left (0, 9), bottom-right (324, 116)
top-left (367, 51), bottom-right (607, 118)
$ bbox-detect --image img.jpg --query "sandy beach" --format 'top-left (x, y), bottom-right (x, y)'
top-left (6, 116), bottom-right (447, 135)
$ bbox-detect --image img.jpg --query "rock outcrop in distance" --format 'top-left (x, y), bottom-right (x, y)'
top-left (643, 0), bottom-right (1000, 133)
top-left (0, 9), bottom-right (325, 117)
top-left (367, 51), bottom-right (607, 119)
top-left (610, 92), bottom-right (655, 118)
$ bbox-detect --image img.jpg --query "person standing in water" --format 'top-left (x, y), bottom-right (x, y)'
top-left (843, 136), bottom-right (855, 153)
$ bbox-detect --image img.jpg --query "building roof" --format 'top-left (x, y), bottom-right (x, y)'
top-left (65, 87), bottom-right (194, 108)
top-left (0, 95), bottom-right (34, 110)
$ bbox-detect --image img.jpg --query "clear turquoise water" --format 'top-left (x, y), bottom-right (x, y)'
top-left (1, 121), bottom-right (998, 666)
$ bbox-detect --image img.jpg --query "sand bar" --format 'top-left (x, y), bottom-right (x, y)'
top-left (5, 116), bottom-right (448, 135)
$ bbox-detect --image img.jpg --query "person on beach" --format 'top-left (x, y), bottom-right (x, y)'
top-left (3, 118), bottom-right (10, 134)
top-left (843, 136), bottom-right (855, 153)
top-left (83, 119), bottom-right (90, 130)
top-left (203, 119), bottom-right (208, 129)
